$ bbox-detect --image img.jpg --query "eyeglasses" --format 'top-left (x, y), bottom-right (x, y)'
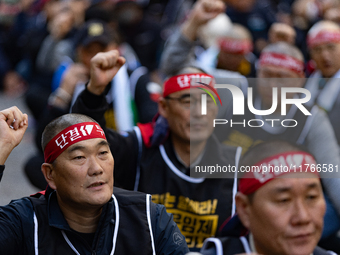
top-left (165, 94), bottom-right (215, 109)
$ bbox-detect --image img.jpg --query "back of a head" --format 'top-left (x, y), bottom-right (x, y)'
top-left (41, 113), bottom-right (98, 152)
top-left (261, 41), bottom-right (304, 62)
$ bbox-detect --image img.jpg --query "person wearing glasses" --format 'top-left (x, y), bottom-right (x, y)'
top-left (72, 50), bottom-right (241, 251)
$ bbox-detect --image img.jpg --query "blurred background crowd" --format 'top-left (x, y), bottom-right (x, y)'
top-left (3, 0), bottom-right (340, 100)
top-left (2, 0), bottom-right (340, 252)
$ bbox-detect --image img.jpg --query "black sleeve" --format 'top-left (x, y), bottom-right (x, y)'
top-left (106, 129), bottom-right (139, 190)
top-left (200, 247), bottom-right (216, 255)
top-left (0, 165), bottom-right (4, 182)
top-left (71, 87), bottom-right (108, 128)
top-left (71, 87), bottom-right (139, 190)
top-left (151, 203), bottom-right (190, 255)
top-left (134, 73), bottom-right (159, 123)
top-left (0, 198), bottom-right (35, 253)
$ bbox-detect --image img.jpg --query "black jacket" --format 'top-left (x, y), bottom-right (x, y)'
top-left (72, 88), bottom-right (242, 251)
top-left (200, 236), bottom-right (338, 255)
top-left (0, 168), bottom-right (189, 255)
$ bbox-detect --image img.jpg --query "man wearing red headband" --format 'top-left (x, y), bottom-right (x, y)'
top-left (214, 41), bottom-right (340, 251)
top-left (215, 42), bottom-right (339, 173)
top-left (0, 106), bottom-right (189, 254)
top-left (305, 20), bottom-right (340, 146)
top-left (72, 50), bottom-right (241, 251)
top-left (199, 141), bottom-right (336, 255)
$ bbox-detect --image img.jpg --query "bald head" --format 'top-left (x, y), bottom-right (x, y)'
top-left (262, 41), bottom-right (304, 62)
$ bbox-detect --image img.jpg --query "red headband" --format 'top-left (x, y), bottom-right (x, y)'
top-left (163, 73), bottom-right (215, 98)
top-left (239, 151), bottom-right (319, 195)
top-left (44, 122), bottom-right (106, 163)
top-left (259, 52), bottom-right (304, 74)
top-left (307, 31), bottom-right (340, 48)
top-left (218, 38), bottom-right (253, 54)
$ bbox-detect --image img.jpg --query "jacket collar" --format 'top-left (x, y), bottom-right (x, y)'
top-left (47, 191), bottom-right (115, 232)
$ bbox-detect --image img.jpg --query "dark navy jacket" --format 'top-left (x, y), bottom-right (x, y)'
top-left (72, 88), bottom-right (242, 251)
top-left (0, 166), bottom-right (189, 255)
top-left (200, 236), bottom-right (337, 255)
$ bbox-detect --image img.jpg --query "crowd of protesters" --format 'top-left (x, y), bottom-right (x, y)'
top-left (2, 0), bottom-right (340, 254)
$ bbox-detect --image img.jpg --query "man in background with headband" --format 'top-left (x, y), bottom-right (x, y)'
top-left (0, 105), bottom-right (189, 254)
top-left (199, 140), bottom-right (336, 255)
top-left (72, 50), bottom-right (241, 251)
top-left (305, 20), bottom-right (340, 146)
top-left (215, 41), bottom-right (339, 179)
top-left (199, 22), bottom-right (256, 78)
top-left (214, 41), bottom-right (340, 250)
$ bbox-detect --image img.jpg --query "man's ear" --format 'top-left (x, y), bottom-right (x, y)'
top-left (235, 192), bottom-right (252, 229)
top-left (158, 97), bottom-right (168, 118)
top-left (41, 163), bottom-right (57, 190)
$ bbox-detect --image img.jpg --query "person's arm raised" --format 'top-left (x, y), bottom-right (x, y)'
top-left (160, 0), bottom-right (225, 75)
top-left (181, 0), bottom-right (225, 41)
top-left (0, 108), bottom-right (34, 255)
top-left (87, 50), bottom-right (126, 96)
top-left (71, 51), bottom-right (138, 189)
top-left (0, 106), bottom-right (28, 165)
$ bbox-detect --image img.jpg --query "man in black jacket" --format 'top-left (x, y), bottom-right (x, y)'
top-left (72, 50), bottom-right (241, 251)
top-left (0, 106), bottom-right (189, 254)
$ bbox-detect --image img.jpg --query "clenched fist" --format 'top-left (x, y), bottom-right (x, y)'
top-left (88, 50), bottom-right (126, 95)
top-left (0, 106), bottom-right (28, 164)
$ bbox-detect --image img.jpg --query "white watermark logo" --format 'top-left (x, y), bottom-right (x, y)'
top-left (201, 84), bottom-right (311, 116)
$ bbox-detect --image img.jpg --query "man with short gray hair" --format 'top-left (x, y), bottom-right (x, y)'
top-left (199, 141), bottom-right (336, 255)
top-left (0, 106), bottom-right (189, 254)
top-left (305, 20), bottom-right (340, 145)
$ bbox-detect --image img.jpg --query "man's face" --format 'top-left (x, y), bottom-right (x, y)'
top-left (241, 175), bottom-right (325, 255)
top-left (218, 51), bottom-right (244, 72)
top-left (51, 138), bottom-right (114, 208)
top-left (159, 88), bottom-right (218, 144)
top-left (310, 42), bottom-right (340, 78)
top-left (257, 65), bottom-right (304, 108)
